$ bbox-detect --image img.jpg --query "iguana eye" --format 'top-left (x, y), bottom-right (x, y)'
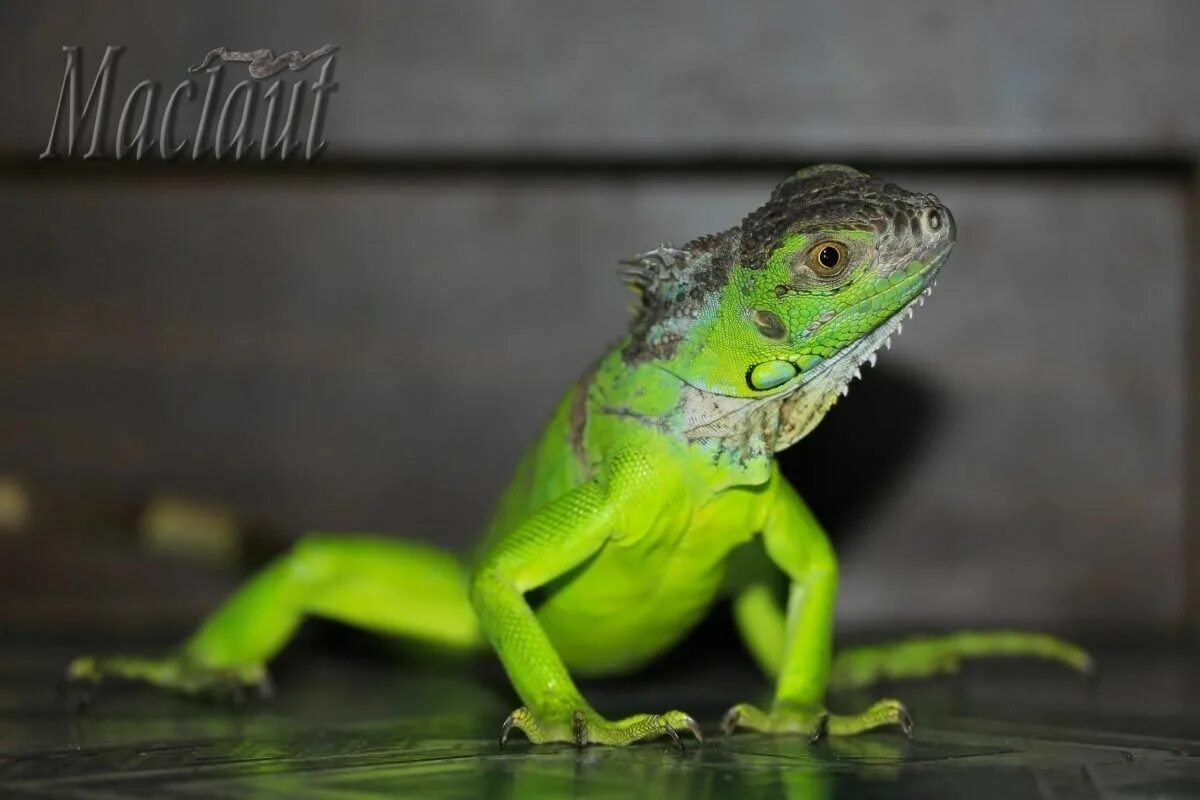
top-left (806, 241), bottom-right (848, 277)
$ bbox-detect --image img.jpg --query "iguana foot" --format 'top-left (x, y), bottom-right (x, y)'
top-left (66, 653), bottom-right (272, 701)
top-left (499, 706), bottom-right (702, 749)
top-left (722, 698), bottom-right (911, 739)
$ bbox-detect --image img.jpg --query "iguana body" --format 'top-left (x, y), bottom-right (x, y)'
top-left (70, 166), bottom-right (1090, 746)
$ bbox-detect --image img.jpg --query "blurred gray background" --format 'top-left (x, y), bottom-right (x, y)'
top-left (0, 1), bottom-right (1196, 637)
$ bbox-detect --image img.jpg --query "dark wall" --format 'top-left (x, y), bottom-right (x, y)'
top-left (0, 1), bottom-right (1196, 631)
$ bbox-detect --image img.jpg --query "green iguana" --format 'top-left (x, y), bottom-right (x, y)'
top-left (69, 165), bottom-right (1090, 747)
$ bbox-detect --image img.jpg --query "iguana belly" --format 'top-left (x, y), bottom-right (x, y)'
top-left (535, 544), bottom-right (726, 676)
top-left (531, 481), bottom-right (764, 678)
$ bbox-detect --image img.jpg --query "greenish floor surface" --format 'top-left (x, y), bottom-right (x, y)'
top-left (1, 634), bottom-right (1197, 799)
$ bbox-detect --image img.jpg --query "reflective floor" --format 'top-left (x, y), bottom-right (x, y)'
top-left (1, 632), bottom-right (1197, 799)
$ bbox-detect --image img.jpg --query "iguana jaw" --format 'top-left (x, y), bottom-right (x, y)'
top-left (764, 251), bottom-right (950, 451)
top-left (798, 254), bottom-right (949, 399)
top-left (670, 256), bottom-right (946, 454)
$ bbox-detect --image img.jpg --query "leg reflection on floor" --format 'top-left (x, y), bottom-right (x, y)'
top-left (2, 639), bottom-right (1197, 799)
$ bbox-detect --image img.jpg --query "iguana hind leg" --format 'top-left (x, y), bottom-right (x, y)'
top-left (68, 534), bottom-right (483, 696)
top-left (829, 630), bottom-right (1093, 690)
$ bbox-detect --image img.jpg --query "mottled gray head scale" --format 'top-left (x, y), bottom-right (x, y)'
top-left (620, 164), bottom-right (955, 363)
top-left (739, 164), bottom-right (955, 272)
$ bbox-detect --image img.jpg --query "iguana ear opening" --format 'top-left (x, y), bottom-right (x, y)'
top-left (751, 309), bottom-right (788, 340)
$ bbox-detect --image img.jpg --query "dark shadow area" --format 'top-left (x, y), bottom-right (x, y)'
top-left (777, 365), bottom-right (942, 550)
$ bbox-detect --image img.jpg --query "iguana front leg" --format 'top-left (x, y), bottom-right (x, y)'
top-left (724, 469), bottom-right (910, 739)
top-left (471, 453), bottom-right (700, 748)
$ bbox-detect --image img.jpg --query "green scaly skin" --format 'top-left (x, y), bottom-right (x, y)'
top-left (68, 166), bottom-right (1092, 747)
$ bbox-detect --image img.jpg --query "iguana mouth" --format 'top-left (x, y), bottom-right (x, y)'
top-left (809, 274), bottom-right (943, 386)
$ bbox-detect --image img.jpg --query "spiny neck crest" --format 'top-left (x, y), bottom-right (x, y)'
top-left (618, 228), bottom-right (739, 363)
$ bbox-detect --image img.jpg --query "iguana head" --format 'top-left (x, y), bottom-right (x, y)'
top-left (621, 164), bottom-right (955, 451)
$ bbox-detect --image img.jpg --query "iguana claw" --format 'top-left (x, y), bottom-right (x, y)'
top-left (810, 711), bottom-right (830, 743)
top-left (499, 712), bottom-right (517, 746)
top-left (898, 707), bottom-right (914, 740)
top-left (720, 706), bottom-right (740, 737)
top-left (572, 710), bottom-right (588, 749)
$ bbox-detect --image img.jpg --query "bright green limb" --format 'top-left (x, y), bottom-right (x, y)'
top-left (729, 479), bottom-right (1093, 700)
top-left (734, 578), bottom-right (1093, 694)
top-left (725, 473), bottom-right (843, 739)
top-left (758, 475), bottom-right (837, 708)
top-left (188, 534), bottom-right (481, 666)
top-left (732, 582), bottom-right (786, 677)
top-left (66, 654), bottom-right (270, 697)
top-left (471, 479), bottom-right (617, 730)
top-left (726, 470), bottom-right (910, 739)
top-left (829, 630), bottom-right (1093, 690)
top-left (473, 451), bottom-right (699, 746)
top-left (69, 534), bottom-right (482, 694)
top-left (728, 539), bottom-right (786, 677)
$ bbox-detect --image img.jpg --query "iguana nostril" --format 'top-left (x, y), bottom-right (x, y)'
top-left (923, 204), bottom-right (955, 241)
